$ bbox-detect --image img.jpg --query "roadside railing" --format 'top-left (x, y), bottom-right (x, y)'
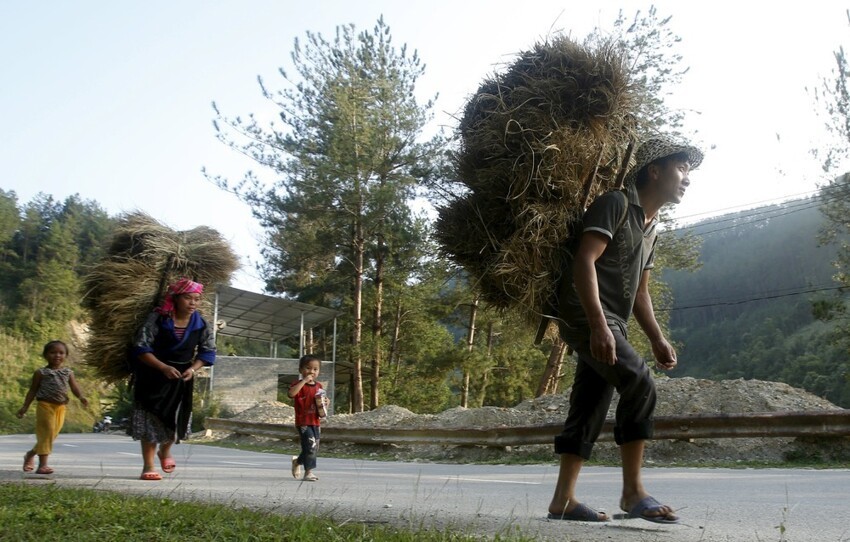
top-left (204, 410), bottom-right (850, 447)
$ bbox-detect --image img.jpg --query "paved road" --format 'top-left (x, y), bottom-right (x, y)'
top-left (2, 434), bottom-right (848, 541)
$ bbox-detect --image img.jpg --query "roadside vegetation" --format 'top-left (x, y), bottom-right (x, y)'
top-left (0, 483), bottom-right (531, 542)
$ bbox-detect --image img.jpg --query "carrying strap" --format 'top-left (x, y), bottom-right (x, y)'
top-left (533, 190), bottom-right (630, 344)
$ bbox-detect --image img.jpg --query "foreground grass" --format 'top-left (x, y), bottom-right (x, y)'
top-left (0, 483), bottom-right (531, 542)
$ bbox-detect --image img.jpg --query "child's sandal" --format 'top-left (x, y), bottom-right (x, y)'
top-left (22, 452), bottom-right (35, 472)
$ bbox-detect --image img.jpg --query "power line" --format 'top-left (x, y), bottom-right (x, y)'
top-left (671, 178), bottom-right (850, 227)
top-left (653, 184), bottom-right (850, 313)
top-left (672, 188), bottom-right (824, 222)
top-left (668, 281), bottom-right (843, 307)
top-left (658, 284), bottom-right (846, 312)
top-left (664, 188), bottom-right (848, 237)
top-left (672, 201), bottom-right (823, 237)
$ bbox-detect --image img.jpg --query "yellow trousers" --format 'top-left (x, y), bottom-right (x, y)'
top-left (33, 401), bottom-right (66, 455)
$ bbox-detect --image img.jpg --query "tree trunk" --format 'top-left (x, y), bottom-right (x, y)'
top-left (351, 217), bottom-right (365, 413)
top-left (461, 294), bottom-right (479, 408)
top-left (477, 321), bottom-right (495, 407)
top-left (537, 336), bottom-right (567, 397)
top-left (370, 235), bottom-right (385, 410)
top-left (390, 298), bottom-right (402, 386)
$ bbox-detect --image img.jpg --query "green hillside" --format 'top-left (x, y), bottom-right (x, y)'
top-left (663, 196), bottom-right (850, 406)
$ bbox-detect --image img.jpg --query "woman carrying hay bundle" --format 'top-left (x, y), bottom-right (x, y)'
top-left (128, 277), bottom-right (216, 481)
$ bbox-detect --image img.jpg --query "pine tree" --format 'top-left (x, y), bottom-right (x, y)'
top-left (811, 11), bottom-right (850, 349)
top-left (0, 190), bottom-right (21, 316)
top-left (15, 203), bottom-right (81, 340)
top-left (209, 17), bottom-right (444, 411)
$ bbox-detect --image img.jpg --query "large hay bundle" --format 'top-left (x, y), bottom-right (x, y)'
top-left (435, 35), bottom-right (638, 320)
top-left (81, 212), bottom-right (240, 383)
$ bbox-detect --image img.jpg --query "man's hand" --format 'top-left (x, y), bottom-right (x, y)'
top-left (651, 338), bottom-right (677, 371)
top-left (590, 326), bottom-right (617, 365)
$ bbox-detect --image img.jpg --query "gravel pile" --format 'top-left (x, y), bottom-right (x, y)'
top-left (214, 377), bottom-right (849, 465)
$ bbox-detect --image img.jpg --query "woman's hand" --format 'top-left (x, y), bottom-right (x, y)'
top-left (160, 364), bottom-right (182, 380)
top-left (181, 367), bottom-right (196, 382)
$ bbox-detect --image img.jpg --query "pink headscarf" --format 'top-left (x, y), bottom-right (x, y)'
top-left (156, 278), bottom-right (204, 315)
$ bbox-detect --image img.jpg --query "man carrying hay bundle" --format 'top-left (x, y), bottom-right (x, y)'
top-left (547, 136), bottom-right (703, 524)
top-left (436, 35), bottom-right (704, 524)
top-left (435, 35), bottom-right (637, 318)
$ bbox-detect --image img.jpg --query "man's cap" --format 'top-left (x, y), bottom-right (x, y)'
top-left (624, 135), bottom-right (704, 186)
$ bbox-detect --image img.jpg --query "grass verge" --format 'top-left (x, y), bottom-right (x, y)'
top-left (0, 483), bottom-right (532, 542)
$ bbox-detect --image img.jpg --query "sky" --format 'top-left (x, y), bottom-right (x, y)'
top-left (3, 1), bottom-right (849, 292)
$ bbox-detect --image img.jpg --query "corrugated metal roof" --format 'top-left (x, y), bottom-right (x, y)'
top-left (213, 285), bottom-right (340, 342)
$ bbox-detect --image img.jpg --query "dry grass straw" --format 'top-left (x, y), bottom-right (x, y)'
top-left (80, 212), bottom-right (240, 383)
top-left (435, 35), bottom-right (638, 321)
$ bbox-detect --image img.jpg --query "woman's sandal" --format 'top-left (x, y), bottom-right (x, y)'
top-left (140, 471), bottom-right (162, 481)
top-left (158, 452), bottom-right (176, 473)
top-left (35, 466), bottom-right (54, 475)
top-left (22, 452), bottom-right (35, 472)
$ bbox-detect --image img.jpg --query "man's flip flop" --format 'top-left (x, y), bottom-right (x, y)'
top-left (547, 503), bottom-right (609, 522)
top-left (140, 471), bottom-right (162, 481)
top-left (614, 496), bottom-right (679, 524)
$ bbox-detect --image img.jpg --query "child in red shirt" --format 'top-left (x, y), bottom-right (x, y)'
top-left (288, 354), bottom-right (327, 481)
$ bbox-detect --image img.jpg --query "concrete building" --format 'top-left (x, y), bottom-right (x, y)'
top-left (204, 285), bottom-right (340, 415)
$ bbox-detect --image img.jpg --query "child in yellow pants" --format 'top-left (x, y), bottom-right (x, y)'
top-left (17, 340), bottom-right (88, 474)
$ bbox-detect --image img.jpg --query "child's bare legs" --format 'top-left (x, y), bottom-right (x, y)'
top-left (24, 450), bottom-right (52, 474)
top-left (23, 449), bottom-right (36, 472)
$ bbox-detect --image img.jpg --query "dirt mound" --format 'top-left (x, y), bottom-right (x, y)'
top-left (219, 377), bottom-right (849, 465)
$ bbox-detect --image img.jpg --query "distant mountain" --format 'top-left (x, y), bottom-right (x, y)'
top-left (662, 196), bottom-right (850, 407)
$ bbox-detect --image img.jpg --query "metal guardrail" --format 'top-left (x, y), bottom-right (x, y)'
top-left (205, 410), bottom-right (850, 447)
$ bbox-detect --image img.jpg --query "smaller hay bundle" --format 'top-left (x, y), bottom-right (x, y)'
top-left (81, 212), bottom-right (240, 383)
top-left (436, 35), bottom-right (639, 320)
